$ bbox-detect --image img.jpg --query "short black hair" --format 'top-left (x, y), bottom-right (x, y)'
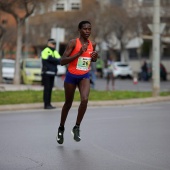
top-left (47, 38), bottom-right (56, 44)
top-left (78, 21), bottom-right (91, 29)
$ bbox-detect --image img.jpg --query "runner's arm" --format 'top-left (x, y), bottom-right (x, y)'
top-left (60, 39), bottom-right (87, 66)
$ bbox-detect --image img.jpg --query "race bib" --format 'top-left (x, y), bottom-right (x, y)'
top-left (76, 57), bottom-right (91, 71)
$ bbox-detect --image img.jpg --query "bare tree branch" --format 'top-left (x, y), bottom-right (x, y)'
top-left (0, 0), bottom-right (48, 84)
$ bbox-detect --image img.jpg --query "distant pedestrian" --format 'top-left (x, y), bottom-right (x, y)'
top-left (160, 63), bottom-right (167, 81)
top-left (106, 56), bottom-right (115, 91)
top-left (96, 58), bottom-right (104, 78)
top-left (41, 38), bottom-right (61, 109)
top-left (90, 62), bottom-right (97, 89)
top-left (141, 60), bottom-right (148, 81)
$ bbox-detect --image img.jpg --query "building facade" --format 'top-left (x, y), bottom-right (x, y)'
top-left (1, 0), bottom-right (170, 76)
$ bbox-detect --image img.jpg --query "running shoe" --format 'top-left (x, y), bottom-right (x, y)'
top-left (56, 128), bottom-right (64, 144)
top-left (71, 126), bottom-right (81, 142)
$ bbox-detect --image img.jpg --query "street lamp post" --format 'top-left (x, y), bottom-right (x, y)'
top-left (152, 0), bottom-right (160, 97)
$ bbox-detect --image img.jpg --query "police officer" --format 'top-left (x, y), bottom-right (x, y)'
top-left (41, 38), bottom-right (61, 109)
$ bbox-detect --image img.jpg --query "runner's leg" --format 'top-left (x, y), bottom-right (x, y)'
top-left (76, 78), bottom-right (90, 125)
top-left (59, 82), bottom-right (76, 126)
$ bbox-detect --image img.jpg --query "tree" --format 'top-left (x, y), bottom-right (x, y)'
top-left (0, 17), bottom-right (6, 83)
top-left (20, 0), bottom-right (145, 63)
top-left (0, 10), bottom-right (18, 83)
top-left (0, 0), bottom-right (50, 84)
top-left (62, 1), bottom-right (140, 62)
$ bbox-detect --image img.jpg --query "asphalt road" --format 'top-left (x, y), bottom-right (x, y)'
top-left (0, 102), bottom-right (170, 170)
top-left (55, 77), bottom-right (170, 92)
top-left (1, 77), bottom-right (170, 92)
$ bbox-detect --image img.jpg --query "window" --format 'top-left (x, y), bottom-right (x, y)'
top-left (142, 0), bottom-right (170, 6)
top-left (141, 40), bottom-right (152, 59)
top-left (2, 62), bottom-right (15, 68)
top-left (143, 0), bottom-right (153, 4)
top-left (162, 0), bottom-right (170, 6)
top-left (110, 0), bottom-right (122, 6)
top-left (56, 2), bottom-right (65, 10)
top-left (71, 2), bottom-right (80, 10)
top-left (142, 0), bottom-right (153, 6)
top-left (162, 45), bottom-right (170, 59)
top-left (128, 48), bottom-right (138, 59)
top-left (55, 0), bottom-right (81, 11)
top-left (25, 61), bottom-right (41, 68)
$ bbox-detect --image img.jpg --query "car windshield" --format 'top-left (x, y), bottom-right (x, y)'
top-left (2, 62), bottom-right (15, 68)
top-left (117, 64), bottom-right (128, 67)
top-left (25, 60), bottom-right (41, 68)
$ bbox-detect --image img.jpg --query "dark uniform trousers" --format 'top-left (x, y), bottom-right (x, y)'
top-left (43, 74), bottom-right (55, 107)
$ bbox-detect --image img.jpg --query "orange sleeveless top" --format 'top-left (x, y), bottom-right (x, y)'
top-left (68, 38), bottom-right (93, 75)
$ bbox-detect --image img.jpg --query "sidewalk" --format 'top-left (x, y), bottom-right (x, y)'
top-left (0, 96), bottom-right (170, 112)
top-left (1, 83), bottom-right (170, 112)
top-left (0, 83), bottom-right (44, 91)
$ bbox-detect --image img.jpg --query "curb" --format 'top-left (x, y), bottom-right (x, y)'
top-left (0, 96), bottom-right (170, 112)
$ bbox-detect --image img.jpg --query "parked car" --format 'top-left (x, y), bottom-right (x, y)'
top-left (54, 65), bottom-right (66, 87)
top-left (57, 65), bottom-right (66, 76)
top-left (114, 62), bottom-right (133, 78)
top-left (21, 58), bottom-right (42, 85)
top-left (103, 62), bottom-right (133, 78)
top-left (2, 59), bottom-right (15, 81)
top-left (21, 58), bottom-right (66, 85)
top-left (42, 64), bottom-right (66, 86)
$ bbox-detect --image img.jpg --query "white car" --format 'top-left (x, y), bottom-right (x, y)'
top-left (113, 62), bottom-right (133, 78)
top-left (103, 62), bottom-right (133, 78)
top-left (54, 65), bottom-right (66, 87)
top-left (2, 59), bottom-right (15, 80)
top-left (57, 65), bottom-right (66, 76)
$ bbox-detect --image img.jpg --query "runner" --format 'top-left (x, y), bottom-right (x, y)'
top-left (56, 21), bottom-right (98, 144)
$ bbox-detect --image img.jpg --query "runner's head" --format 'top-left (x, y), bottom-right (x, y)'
top-left (78, 21), bottom-right (91, 29)
top-left (78, 21), bottom-right (91, 39)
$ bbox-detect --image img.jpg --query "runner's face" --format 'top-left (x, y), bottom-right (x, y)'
top-left (79, 23), bottom-right (91, 39)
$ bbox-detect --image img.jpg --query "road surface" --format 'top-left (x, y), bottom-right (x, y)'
top-left (0, 101), bottom-right (170, 170)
